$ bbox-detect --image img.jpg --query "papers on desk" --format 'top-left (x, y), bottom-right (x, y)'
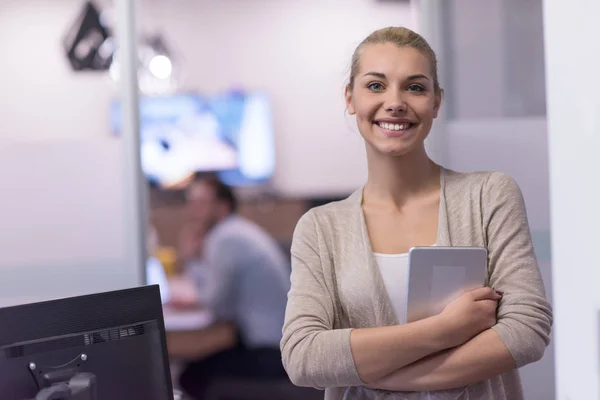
top-left (162, 307), bottom-right (214, 332)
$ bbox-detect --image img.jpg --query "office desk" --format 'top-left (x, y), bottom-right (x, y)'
top-left (164, 306), bottom-right (215, 393)
top-left (164, 306), bottom-right (217, 359)
top-left (163, 275), bottom-right (235, 363)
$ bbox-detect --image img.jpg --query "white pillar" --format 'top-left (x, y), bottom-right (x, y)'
top-left (544, 0), bottom-right (600, 398)
top-left (116, 0), bottom-right (147, 285)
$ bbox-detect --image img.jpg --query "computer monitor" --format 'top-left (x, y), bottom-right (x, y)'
top-left (0, 285), bottom-right (174, 400)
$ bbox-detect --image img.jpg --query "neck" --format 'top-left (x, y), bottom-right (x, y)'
top-left (363, 144), bottom-right (440, 208)
top-left (206, 212), bottom-right (230, 233)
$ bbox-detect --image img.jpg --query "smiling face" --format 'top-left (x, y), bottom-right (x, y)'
top-left (345, 43), bottom-right (442, 157)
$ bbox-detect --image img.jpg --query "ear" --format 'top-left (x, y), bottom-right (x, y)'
top-left (345, 85), bottom-right (356, 115)
top-left (432, 88), bottom-right (443, 118)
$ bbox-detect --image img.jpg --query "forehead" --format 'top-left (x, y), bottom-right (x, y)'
top-left (186, 181), bottom-right (215, 201)
top-left (357, 43), bottom-right (432, 79)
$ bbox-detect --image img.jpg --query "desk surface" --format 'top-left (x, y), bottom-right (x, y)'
top-left (163, 306), bottom-right (214, 332)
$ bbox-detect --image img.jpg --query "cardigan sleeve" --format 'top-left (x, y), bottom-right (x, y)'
top-left (484, 172), bottom-right (553, 367)
top-left (280, 210), bottom-right (364, 389)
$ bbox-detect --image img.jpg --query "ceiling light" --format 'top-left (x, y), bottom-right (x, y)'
top-left (148, 55), bottom-right (172, 80)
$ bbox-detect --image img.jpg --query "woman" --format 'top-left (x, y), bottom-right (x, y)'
top-left (280, 26), bottom-right (552, 400)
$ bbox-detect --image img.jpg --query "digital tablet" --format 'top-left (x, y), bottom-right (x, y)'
top-left (405, 246), bottom-right (488, 323)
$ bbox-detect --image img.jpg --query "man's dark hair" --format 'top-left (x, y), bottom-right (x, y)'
top-left (193, 174), bottom-right (238, 213)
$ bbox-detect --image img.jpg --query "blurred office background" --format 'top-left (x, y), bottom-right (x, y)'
top-left (0, 0), bottom-right (596, 399)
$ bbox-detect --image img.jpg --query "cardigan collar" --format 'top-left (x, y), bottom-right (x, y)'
top-left (343, 166), bottom-right (453, 326)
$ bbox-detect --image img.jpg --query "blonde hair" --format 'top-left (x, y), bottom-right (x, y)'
top-left (348, 27), bottom-right (441, 93)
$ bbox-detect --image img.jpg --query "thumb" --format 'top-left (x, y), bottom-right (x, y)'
top-left (469, 286), bottom-right (502, 301)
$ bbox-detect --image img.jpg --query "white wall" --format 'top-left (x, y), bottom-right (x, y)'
top-left (503, 0), bottom-right (546, 117)
top-left (444, 0), bottom-right (546, 120)
top-left (445, 0), bottom-right (506, 119)
top-left (0, 0), bottom-right (143, 307)
top-left (544, 0), bottom-right (600, 398)
top-left (0, 0), bottom-right (414, 306)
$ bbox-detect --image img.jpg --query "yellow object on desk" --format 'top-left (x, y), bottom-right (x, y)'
top-left (156, 246), bottom-right (178, 277)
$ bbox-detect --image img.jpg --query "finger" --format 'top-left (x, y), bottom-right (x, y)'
top-left (469, 287), bottom-right (501, 301)
top-left (478, 299), bottom-right (499, 311)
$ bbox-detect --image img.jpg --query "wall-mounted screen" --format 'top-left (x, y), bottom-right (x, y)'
top-left (110, 91), bottom-right (275, 188)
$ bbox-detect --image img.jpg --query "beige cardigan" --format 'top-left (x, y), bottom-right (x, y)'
top-left (280, 168), bottom-right (553, 400)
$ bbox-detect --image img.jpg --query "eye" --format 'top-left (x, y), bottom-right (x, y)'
top-left (366, 82), bottom-right (385, 92)
top-left (407, 84), bottom-right (425, 93)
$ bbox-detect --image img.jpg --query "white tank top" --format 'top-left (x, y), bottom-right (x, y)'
top-left (374, 252), bottom-right (410, 324)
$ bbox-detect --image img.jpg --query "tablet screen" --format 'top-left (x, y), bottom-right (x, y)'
top-left (431, 265), bottom-right (467, 314)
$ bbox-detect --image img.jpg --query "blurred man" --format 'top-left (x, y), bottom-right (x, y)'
top-left (176, 176), bottom-right (290, 399)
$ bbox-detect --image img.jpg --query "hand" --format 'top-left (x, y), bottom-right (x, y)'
top-left (437, 287), bottom-right (502, 348)
top-left (165, 274), bottom-right (202, 310)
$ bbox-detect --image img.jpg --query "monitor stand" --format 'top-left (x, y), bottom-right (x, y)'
top-left (33, 373), bottom-right (97, 400)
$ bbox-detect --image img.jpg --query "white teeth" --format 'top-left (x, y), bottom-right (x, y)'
top-left (378, 122), bottom-right (411, 131)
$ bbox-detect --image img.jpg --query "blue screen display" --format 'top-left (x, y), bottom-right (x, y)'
top-left (110, 91), bottom-right (276, 187)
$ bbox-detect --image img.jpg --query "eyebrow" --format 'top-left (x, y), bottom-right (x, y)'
top-left (363, 72), bottom-right (430, 81)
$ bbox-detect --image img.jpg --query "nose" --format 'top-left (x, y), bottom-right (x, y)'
top-left (384, 91), bottom-right (407, 114)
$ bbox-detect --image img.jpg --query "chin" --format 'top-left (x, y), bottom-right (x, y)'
top-left (379, 146), bottom-right (414, 157)
top-left (373, 134), bottom-right (421, 154)
top-left (368, 140), bottom-right (415, 157)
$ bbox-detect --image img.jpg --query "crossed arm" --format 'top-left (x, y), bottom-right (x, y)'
top-left (366, 328), bottom-right (515, 392)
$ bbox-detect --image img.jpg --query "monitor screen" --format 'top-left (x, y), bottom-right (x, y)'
top-left (0, 285), bottom-right (173, 400)
top-left (110, 91), bottom-right (276, 188)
